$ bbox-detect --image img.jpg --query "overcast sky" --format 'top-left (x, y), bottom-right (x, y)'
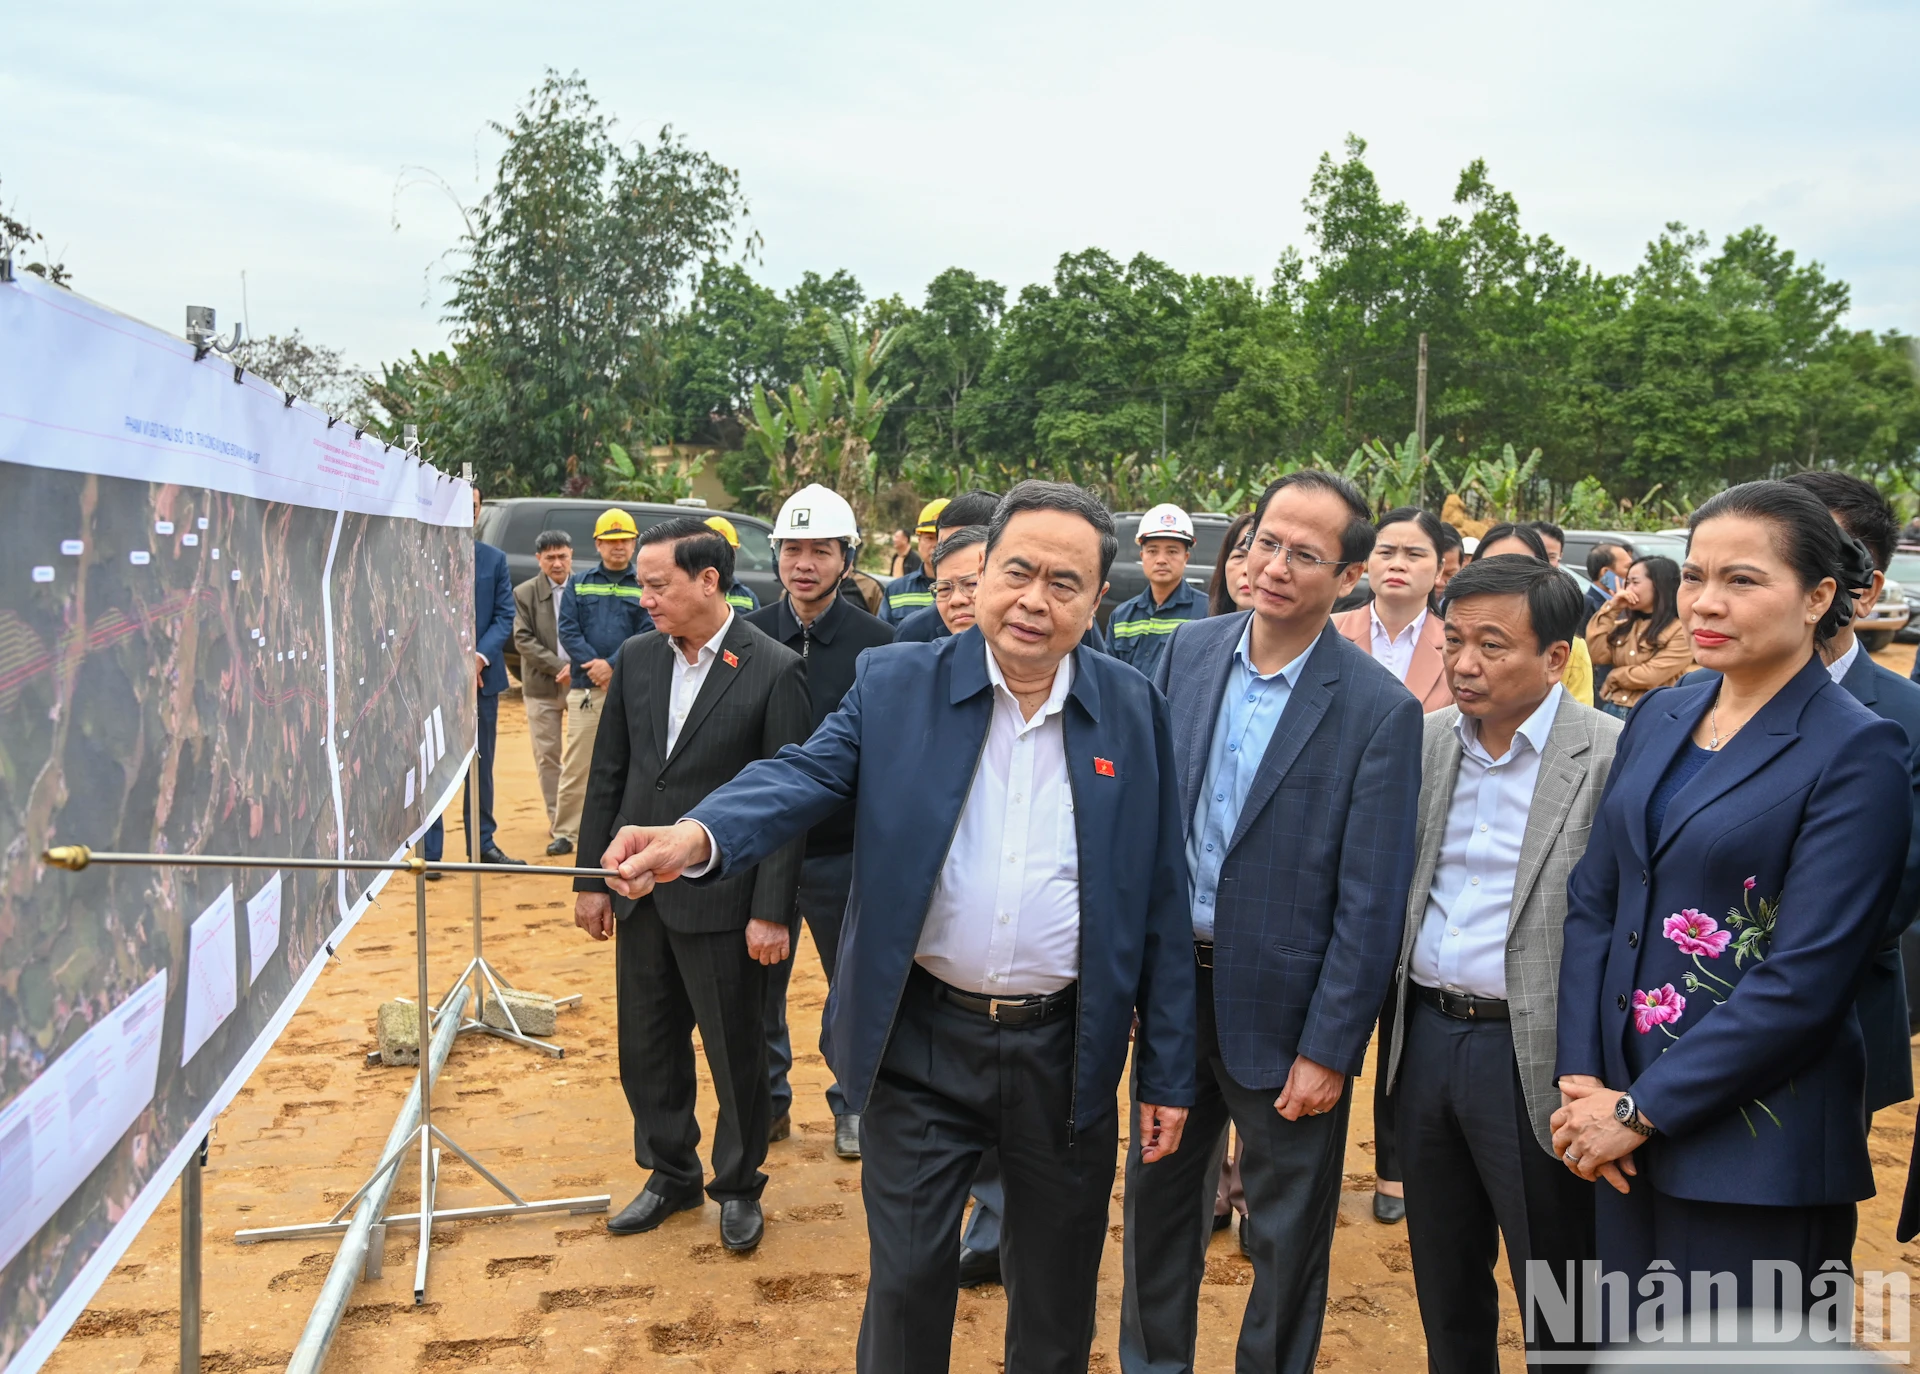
top-left (7, 1), bottom-right (1916, 372)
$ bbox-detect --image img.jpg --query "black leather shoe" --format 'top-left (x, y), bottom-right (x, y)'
top-left (833, 1114), bottom-right (861, 1159)
top-left (768, 1113), bottom-right (791, 1144)
top-left (424, 870), bottom-right (444, 882)
top-left (481, 846), bottom-right (528, 866)
top-left (1237, 1215), bottom-right (1250, 1257)
top-left (1211, 1210), bottom-right (1232, 1233)
top-left (606, 1187), bottom-right (703, 1235)
top-left (719, 1199), bottom-right (763, 1252)
top-left (545, 837), bottom-right (574, 856)
top-left (957, 1244), bottom-right (1001, 1288)
top-left (1372, 1190), bottom-right (1406, 1224)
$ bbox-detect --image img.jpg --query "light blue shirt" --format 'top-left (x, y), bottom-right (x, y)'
top-left (1409, 684), bottom-right (1566, 999)
top-left (1188, 619), bottom-right (1318, 941)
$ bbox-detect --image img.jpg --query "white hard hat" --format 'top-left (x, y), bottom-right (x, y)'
top-left (1136, 503), bottom-right (1195, 545)
top-left (772, 483), bottom-right (861, 546)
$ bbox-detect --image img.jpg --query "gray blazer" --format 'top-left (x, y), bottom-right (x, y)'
top-left (1385, 695), bottom-right (1621, 1153)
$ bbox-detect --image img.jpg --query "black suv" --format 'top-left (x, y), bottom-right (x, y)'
top-left (476, 498), bottom-right (782, 681)
top-left (1098, 512), bottom-right (1236, 624)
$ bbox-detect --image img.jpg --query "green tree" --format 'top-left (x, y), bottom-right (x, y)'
top-left (384, 70), bottom-right (751, 493)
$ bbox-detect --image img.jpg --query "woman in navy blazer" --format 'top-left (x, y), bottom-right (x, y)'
top-left (1554, 481), bottom-right (1911, 1338)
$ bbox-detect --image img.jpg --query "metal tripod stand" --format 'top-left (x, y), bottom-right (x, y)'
top-left (437, 754), bottom-right (579, 1058)
top-left (42, 841), bottom-right (616, 1302)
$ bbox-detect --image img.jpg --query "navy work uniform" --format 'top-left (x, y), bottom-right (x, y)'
top-left (1106, 578), bottom-right (1205, 681)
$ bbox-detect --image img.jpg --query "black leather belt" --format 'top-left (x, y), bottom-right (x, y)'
top-left (1413, 983), bottom-right (1509, 1021)
top-left (931, 977), bottom-right (1077, 1027)
top-left (1194, 941), bottom-right (1214, 970)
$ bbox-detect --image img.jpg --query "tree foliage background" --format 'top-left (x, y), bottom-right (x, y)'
top-left (25, 73), bottom-right (1910, 526)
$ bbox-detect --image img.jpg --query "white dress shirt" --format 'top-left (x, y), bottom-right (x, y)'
top-left (1368, 604), bottom-right (1428, 684)
top-left (666, 610), bottom-right (734, 757)
top-left (1409, 685), bottom-right (1565, 1000)
top-left (1826, 636), bottom-right (1861, 685)
top-left (914, 644), bottom-right (1081, 996)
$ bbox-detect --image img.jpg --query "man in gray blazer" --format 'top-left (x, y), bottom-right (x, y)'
top-left (573, 517), bottom-right (810, 1254)
top-left (512, 529), bottom-right (575, 850)
top-left (1383, 553), bottom-right (1619, 1371)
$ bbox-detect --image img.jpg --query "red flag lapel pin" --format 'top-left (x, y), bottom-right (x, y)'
top-left (722, 649), bottom-right (739, 668)
top-left (1093, 757), bottom-right (1116, 777)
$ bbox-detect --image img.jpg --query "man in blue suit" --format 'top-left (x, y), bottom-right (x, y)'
top-left (1121, 471), bottom-right (1423, 1374)
top-left (595, 482), bottom-right (1198, 1374)
top-left (426, 485), bottom-right (524, 868)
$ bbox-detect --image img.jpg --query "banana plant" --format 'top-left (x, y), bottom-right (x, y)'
top-left (603, 440), bottom-right (699, 503)
top-left (1467, 443), bottom-right (1543, 521)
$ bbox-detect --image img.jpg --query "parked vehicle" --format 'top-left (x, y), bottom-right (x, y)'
top-left (1891, 550), bottom-right (1920, 644)
top-left (476, 498), bottom-right (782, 680)
top-left (1557, 529), bottom-right (1689, 577)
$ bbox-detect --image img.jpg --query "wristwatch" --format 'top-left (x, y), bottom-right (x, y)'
top-left (1614, 1093), bottom-right (1656, 1137)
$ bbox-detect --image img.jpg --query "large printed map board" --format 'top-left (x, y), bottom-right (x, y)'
top-left (0, 274), bottom-right (475, 1372)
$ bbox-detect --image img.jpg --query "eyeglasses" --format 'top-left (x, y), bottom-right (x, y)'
top-left (1250, 536), bottom-right (1348, 574)
top-left (932, 575), bottom-right (981, 601)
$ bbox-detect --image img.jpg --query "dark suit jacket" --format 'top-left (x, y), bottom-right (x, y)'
top-left (574, 616), bottom-right (810, 935)
top-left (685, 629), bottom-right (1197, 1129)
top-left (1683, 652), bottom-right (1920, 1112)
top-left (1152, 614), bottom-right (1424, 1088)
top-left (512, 575), bottom-right (569, 699)
top-left (475, 541), bottom-right (515, 698)
top-left (1557, 657), bottom-right (1910, 1207)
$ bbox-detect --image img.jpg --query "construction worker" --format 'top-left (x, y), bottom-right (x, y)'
top-left (705, 515), bottom-right (762, 612)
top-left (746, 483), bottom-right (894, 1159)
top-left (880, 497), bottom-right (947, 625)
top-left (1107, 503), bottom-right (1206, 680)
top-left (551, 508), bottom-right (651, 855)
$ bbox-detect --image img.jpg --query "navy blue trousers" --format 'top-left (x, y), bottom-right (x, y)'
top-left (425, 690), bottom-right (498, 859)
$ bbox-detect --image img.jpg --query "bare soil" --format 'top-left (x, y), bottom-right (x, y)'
top-left (47, 640), bottom-right (1920, 1372)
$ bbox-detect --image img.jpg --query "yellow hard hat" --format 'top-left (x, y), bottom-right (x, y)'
top-left (704, 515), bottom-right (740, 547)
top-left (915, 497), bottom-right (950, 534)
top-left (593, 508), bottom-right (638, 539)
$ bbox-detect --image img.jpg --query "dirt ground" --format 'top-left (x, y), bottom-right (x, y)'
top-left (47, 641), bottom-right (1920, 1373)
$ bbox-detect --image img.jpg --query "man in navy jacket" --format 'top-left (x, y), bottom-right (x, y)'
top-left (595, 482), bottom-right (1197, 1374)
top-left (427, 485), bottom-right (522, 866)
top-left (1123, 471), bottom-right (1423, 1374)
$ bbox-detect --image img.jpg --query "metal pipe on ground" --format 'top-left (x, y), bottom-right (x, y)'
top-left (282, 984), bottom-right (469, 1374)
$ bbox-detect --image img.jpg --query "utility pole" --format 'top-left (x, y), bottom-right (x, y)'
top-left (1160, 396), bottom-right (1168, 465)
top-left (1414, 332), bottom-right (1428, 454)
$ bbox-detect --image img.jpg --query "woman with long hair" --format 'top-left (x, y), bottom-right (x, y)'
top-left (1586, 556), bottom-right (1692, 718)
top-left (1208, 511), bottom-right (1255, 616)
top-left (1553, 480), bottom-right (1908, 1342)
top-left (1333, 506), bottom-right (1450, 712)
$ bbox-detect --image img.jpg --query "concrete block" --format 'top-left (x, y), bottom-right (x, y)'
top-left (377, 999), bottom-right (420, 1066)
top-left (482, 988), bottom-right (558, 1037)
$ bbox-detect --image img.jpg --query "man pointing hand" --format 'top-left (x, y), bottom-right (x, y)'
top-left (600, 482), bottom-right (1197, 1374)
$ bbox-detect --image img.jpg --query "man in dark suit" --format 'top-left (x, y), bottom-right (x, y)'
top-left (1123, 471), bottom-right (1423, 1374)
top-left (426, 484), bottom-right (522, 867)
top-left (572, 517), bottom-right (810, 1253)
top-left (597, 482), bottom-right (1198, 1373)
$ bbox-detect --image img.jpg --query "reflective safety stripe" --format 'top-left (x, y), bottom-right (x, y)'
top-left (726, 593), bottom-right (754, 610)
top-left (889, 592), bottom-right (934, 608)
top-left (574, 582), bottom-right (645, 598)
top-left (1109, 617), bottom-right (1191, 638)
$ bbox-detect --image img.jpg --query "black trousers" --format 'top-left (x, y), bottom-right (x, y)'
top-left (1372, 986), bottom-right (1401, 1184)
top-left (424, 689), bottom-right (498, 859)
top-left (615, 897), bottom-right (771, 1202)
top-left (1596, 1179), bottom-right (1856, 1344)
top-left (1398, 996), bottom-right (1596, 1373)
top-left (857, 967), bottom-right (1117, 1374)
top-left (1120, 962), bottom-right (1351, 1374)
